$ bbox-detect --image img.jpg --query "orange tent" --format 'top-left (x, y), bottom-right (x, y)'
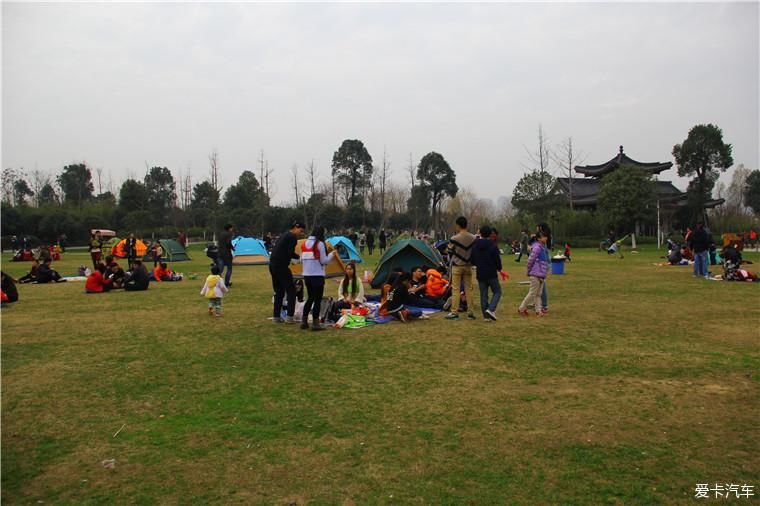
top-left (112, 239), bottom-right (148, 258)
top-left (289, 239), bottom-right (346, 278)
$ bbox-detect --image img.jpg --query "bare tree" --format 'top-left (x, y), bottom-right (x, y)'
top-left (2, 168), bottom-right (20, 206)
top-left (290, 164), bottom-right (301, 207)
top-left (725, 163), bottom-right (752, 214)
top-left (553, 136), bottom-right (584, 210)
top-left (306, 160), bottom-right (318, 199)
top-left (95, 167), bottom-right (104, 195)
top-left (380, 148), bottom-right (391, 226)
top-left (408, 153), bottom-right (416, 188)
top-left (209, 149), bottom-right (221, 196)
top-left (31, 169), bottom-right (52, 207)
top-left (264, 160), bottom-right (274, 198)
top-left (522, 124), bottom-right (554, 197)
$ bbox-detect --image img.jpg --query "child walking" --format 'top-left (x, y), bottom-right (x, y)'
top-left (518, 231), bottom-right (549, 316)
top-left (201, 265), bottom-right (228, 317)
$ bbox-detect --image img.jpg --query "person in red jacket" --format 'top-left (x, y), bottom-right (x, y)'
top-left (153, 262), bottom-right (172, 282)
top-left (85, 265), bottom-right (112, 293)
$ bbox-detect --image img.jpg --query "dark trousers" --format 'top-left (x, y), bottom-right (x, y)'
top-left (303, 276), bottom-right (325, 325)
top-left (478, 277), bottom-right (502, 316)
top-left (367, 243), bottom-right (374, 255)
top-left (406, 295), bottom-right (443, 309)
top-left (516, 247), bottom-right (527, 262)
top-left (217, 256), bottom-right (233, 286)
top-left (270, 265), bottom-right (296, 318)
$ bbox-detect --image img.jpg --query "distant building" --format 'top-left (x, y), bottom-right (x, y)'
top-left (555, 146), bottom-right (724, 237)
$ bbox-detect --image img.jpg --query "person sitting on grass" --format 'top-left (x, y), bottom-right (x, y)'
top-left (107, 262), bottom-right (126, 288)
top-left (85, 264), bottom-right (113, 293)
top-left (381, 272), bottom-right (425, 322)
top-left (1, 271), bottom-right (19, 304)
top-left (336, 261), bottom-right (366, 312)
top-left (200, 264), bottom-right (228, 317)
top-left (35, 260), bottom-right (65, 283)
top-left (153, 262), bottom-right (172, 282)
top-left (124, 260), bottom-right (149, 291)
top-left (406, 266), bottom-right (444, 309)
top-left (17, 259), bottom-right (39, 284)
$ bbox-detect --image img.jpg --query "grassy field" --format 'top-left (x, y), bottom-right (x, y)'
top-left (2, 244), bottom-right (758, 504)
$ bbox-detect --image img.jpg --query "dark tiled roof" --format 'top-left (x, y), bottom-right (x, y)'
top-left (574, 146), bottom-right (673, 178)
top-left (556, 177), bottom-right (685, 206)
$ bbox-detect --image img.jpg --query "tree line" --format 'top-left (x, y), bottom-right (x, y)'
top-left (2, 126), bottom-right (758, 247)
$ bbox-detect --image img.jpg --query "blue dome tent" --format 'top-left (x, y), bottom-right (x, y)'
top-left (326, 235), bottom-right (364, 264)
top-left (232, 236), bottom-right (269, 265)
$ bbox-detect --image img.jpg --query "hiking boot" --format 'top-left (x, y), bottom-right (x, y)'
top-left (517, 308), bottom-right (529, 317)
top-left (444, 312), bottom-right (459, 320)
top-left (467, 313), bottom-right (476, 320)
top-left (300, 322), bottom-right (309, 330)
top-left (485, 309), bottom-right (498, 321)
top-left (442, 297), bottom-right (452, 311)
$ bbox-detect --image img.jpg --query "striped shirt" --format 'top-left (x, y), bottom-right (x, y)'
top-left (448, 231), bottom-right (476, 266)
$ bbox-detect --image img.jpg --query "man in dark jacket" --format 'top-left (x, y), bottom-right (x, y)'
top-left (217, 224), bottom-right (235, 287)
top-left (688, 221), bottom-right (711, 279)
top-left (124, 260), bottom-right (149, 291)
top-left (269, 222), bottom-right (305, 323)
top-left (471, 225), bottom-right (502, 321)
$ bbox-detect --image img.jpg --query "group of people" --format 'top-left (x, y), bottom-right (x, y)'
top-left (85, 256), bottom-right (152, 293)
top-left (253, 216), bottom-right (555, 330)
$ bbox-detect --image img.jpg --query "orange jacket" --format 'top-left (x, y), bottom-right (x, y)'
top-left (153, 266), bottom-right (171, 281)
top-left (425, 269), bottom-right (449, 298)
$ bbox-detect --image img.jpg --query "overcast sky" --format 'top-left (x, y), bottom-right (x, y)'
top-left (3, 2), bottom-right (758, 206)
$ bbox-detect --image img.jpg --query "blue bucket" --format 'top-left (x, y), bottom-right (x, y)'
top-left (551, 258), bottom-right (565, 275)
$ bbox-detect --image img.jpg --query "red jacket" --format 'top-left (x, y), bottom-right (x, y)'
top-left (425, 269), bottom-right (449, 298)
top-left (153, 266), bottom-right (171, 282)
top-left (85, 271), bottom-right (110, 293)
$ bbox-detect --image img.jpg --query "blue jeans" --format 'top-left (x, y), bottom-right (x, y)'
top-left (478, 278), bottom-right (502, 315)
top-left (217, 257), bottom-right (233, 286)
top-left (693, 251), bottom-right (709, 278)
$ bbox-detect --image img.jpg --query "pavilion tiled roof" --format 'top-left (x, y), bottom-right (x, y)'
top-left (574, 146), bottom-right (673, 178)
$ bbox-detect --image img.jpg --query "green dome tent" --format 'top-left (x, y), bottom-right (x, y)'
top-left (370, 239), bottom-right (444, 288)
top-left (103, 237), bottom-right (122, 256)
top-left (142, 239), bottom-right (191, 262)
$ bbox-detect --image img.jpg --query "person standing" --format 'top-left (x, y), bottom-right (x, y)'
top-left (516, 229), bottom-right (529, 262)
top-left (518, 231), bottom-right (550, 316)
top-left (537, 222), bottom-right (553, 312)
top-left (471, 225), bottom-right (502, 321)
top-left (358, 230), bottom-right (367, 254)
top-left (125, 233), bottom-right (137, 265)
top-left (378, 229), bottom-right (387, 254)
top-left (688, 221), bottom-right (711, 279)
top-left (217, 224), bottom-right (235, 287)
top-left (269, 222), bottom-right (305, 323)
top-left (177, 231), bottom-right (186, 248)
top-left (300, 226), bottom-right (336, 331)
top-left (88, 231), bottom-right (104, 269)
top-left (366, 229), bottom-right (375, 256)
top-left (200, 264), bottom-right (228, 317)
top-left (445, 216), bottom-right (476, 321)
top-left (151, 240), bottom-right (164, 267)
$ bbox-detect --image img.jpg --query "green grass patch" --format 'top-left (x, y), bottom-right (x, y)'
top-left (2, 244), bottom-right (758, 503)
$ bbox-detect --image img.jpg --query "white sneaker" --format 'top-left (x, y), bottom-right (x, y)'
top-left (485, 309), bottom-right (498, 321)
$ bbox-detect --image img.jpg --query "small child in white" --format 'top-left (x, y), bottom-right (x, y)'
top-left (201, 265), bottom-right (228, 317)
